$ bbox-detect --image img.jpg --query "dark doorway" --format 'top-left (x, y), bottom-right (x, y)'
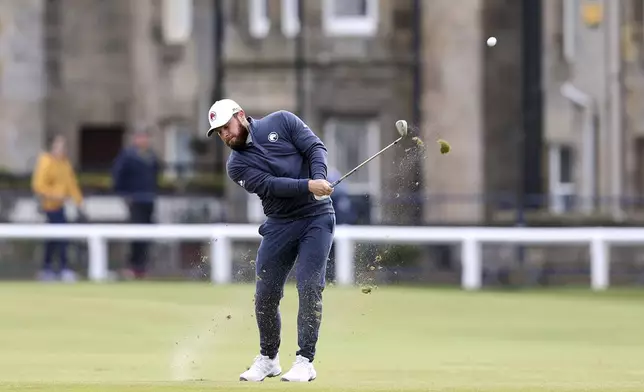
top-left (79, 124), bottom-right (126, 171)
top-left (635, 137), bottom-right (644, 208)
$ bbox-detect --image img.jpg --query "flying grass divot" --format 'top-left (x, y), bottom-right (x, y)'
top-left (437, 139), bottom-right (451, 154)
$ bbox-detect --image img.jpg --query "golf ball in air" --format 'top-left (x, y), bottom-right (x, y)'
top-left (487, 37), bottom-right (497, 47)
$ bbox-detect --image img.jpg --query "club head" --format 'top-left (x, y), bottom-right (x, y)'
top-left (395, 120), bottom-right (408, 138)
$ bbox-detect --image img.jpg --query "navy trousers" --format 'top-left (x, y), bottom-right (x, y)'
top-left (254, 213), bottom-right (335, 362)
top-left (128, 201), bottom-right (154, 275)
top-left (43, 208), bottom-right (69, 271)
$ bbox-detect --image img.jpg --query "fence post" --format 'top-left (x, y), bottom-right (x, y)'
top-left (211, 234), bottom-right (232, 284)
top-left (335, 236), bottom-right (355, 286)
top-left (461, 237), bottom-right (482, 290)
top-left (87, 235), bottom-right (108, 282)
top-left (590, 235), bottom-right (609, 290)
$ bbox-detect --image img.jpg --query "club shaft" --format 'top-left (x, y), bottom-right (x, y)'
top-left (331, 136), bottom-right (403, 188)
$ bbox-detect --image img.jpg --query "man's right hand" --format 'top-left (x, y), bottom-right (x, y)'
top-left (308, 179), bottom-right (333, 197)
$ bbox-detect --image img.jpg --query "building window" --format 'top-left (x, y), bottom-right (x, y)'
top-left (248, 0), bottom-right (300, 38)
top-left (162, 0), bottom-right (193, 45)
top-left (323, 0), bottom-right (379, 37)
top-left (249, 0), bottom-right (270, 38)
top-left (79, 124), bottom-right (126, 171)
top-left (324, 117), bottom-right (380, 195)
top-left (635, 137), bottom-right (644, 208)
top-left (44, 0), bottom-right (62, 89)
top-left (548, 144), bottom-right (576, 214)
top-left (281, 0), bottom-right (300, 38)
top-left (164, 123), bottom-right (195, 180)
top-left (629, 0), bottom-right (644, 65)
top-left (562, 0), bottom-right (578, 63)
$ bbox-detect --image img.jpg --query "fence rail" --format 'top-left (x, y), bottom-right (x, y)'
top-left (0, 224), bottom-right (641, 290)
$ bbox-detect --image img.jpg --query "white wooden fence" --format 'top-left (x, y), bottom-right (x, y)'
top-left (0, 224), bottom-right (640, 290)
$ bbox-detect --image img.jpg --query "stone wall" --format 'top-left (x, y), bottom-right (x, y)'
top-left (0, 0), bottom-right (46, 172)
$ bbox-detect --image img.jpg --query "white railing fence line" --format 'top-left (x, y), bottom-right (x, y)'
top-left (0, 224), bottom-right (641, 290)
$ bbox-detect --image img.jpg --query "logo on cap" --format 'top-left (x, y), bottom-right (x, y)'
top-left (209, 111), bottom-right (217, 123)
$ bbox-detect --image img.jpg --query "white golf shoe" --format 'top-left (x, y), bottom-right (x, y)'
top-left (281, 355), bottom-right (317, 382)
top-left (239, 354), bottom-right (282, 382)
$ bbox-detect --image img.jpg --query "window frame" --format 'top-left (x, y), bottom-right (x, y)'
top-left (323, 116), bottom-right (381, 196)
top-left (248, 0), bottom-right (270, 38)
top-left (161, 0), bottom-right (193, 44)
top-left (281, 0), bottom-right (300, 38)
top-left (562, 0), bottom-right (578, 63)
top-left (164, 123), bottom-right (195, 180)
top-left (548, 144), bottom-right (575, 214)
top-left (248, 0), bottom-right (301, 38)
top-left (322, 0), bottom-right (379, 37)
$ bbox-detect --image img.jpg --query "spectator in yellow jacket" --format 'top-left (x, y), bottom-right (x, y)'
top-left (31, 135), bottom-right (84, 282)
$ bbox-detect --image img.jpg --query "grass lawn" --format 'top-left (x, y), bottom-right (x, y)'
top-left (0, 283), bottom-right (643, 391)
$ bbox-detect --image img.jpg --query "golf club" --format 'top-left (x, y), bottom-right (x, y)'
top-left (314, 120), bottom-right (409, 201)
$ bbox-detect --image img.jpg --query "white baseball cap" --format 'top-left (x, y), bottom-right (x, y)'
top-left (206, 99), bottom-right (242, 137)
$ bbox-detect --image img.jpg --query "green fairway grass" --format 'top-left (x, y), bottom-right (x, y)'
top-left (0, 283), bottom-right (643, 392)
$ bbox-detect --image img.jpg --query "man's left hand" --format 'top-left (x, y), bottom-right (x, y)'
top-left (308, 179), bottom-right (333, 197)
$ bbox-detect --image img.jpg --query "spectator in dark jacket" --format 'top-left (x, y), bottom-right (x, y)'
top-left (111, 128), bottom-right (160, 279)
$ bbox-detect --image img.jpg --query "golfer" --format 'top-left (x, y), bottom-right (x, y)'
top-left (207, 99), bottom-right (336, 382)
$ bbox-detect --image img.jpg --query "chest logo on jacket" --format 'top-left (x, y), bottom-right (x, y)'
top-left (268, 132), bottom-right (279, 143)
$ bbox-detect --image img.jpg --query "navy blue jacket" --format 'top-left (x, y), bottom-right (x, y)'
top-left (226, 110), bottom-right (334, 221)
top-left (111, 147), bottom-right (160, 203)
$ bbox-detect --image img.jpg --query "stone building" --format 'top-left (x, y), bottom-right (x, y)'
top-left (4, 0), bottom-right (644, 283)
top-left (1, 0), bottom-right (216, 178)
top-left (9, 0), bottom-right (644, 226)
top-left (42, 0), bottom-right (217, 178)
top-left (1, 0), bottom-right (423, 224)
top-left (542, 0), bottom-right (620, 218)
top-left (542, 0), bottom-right (644, 222)
top-left (0, 0), bottom-right (527, 225)
top-left (220, 0), bottom-right (524, 226)
top-left (423, 0), bottom-right (644, 225)
top-left (420, 0), bottom-right (524, 224)
top-left (219, 0), bottom-right (419, 224)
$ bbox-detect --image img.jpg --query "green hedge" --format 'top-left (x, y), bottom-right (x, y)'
top-left (491, 209), bottom-right (644, 226)
top-left (0, 171), bottom-right (226, 195)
